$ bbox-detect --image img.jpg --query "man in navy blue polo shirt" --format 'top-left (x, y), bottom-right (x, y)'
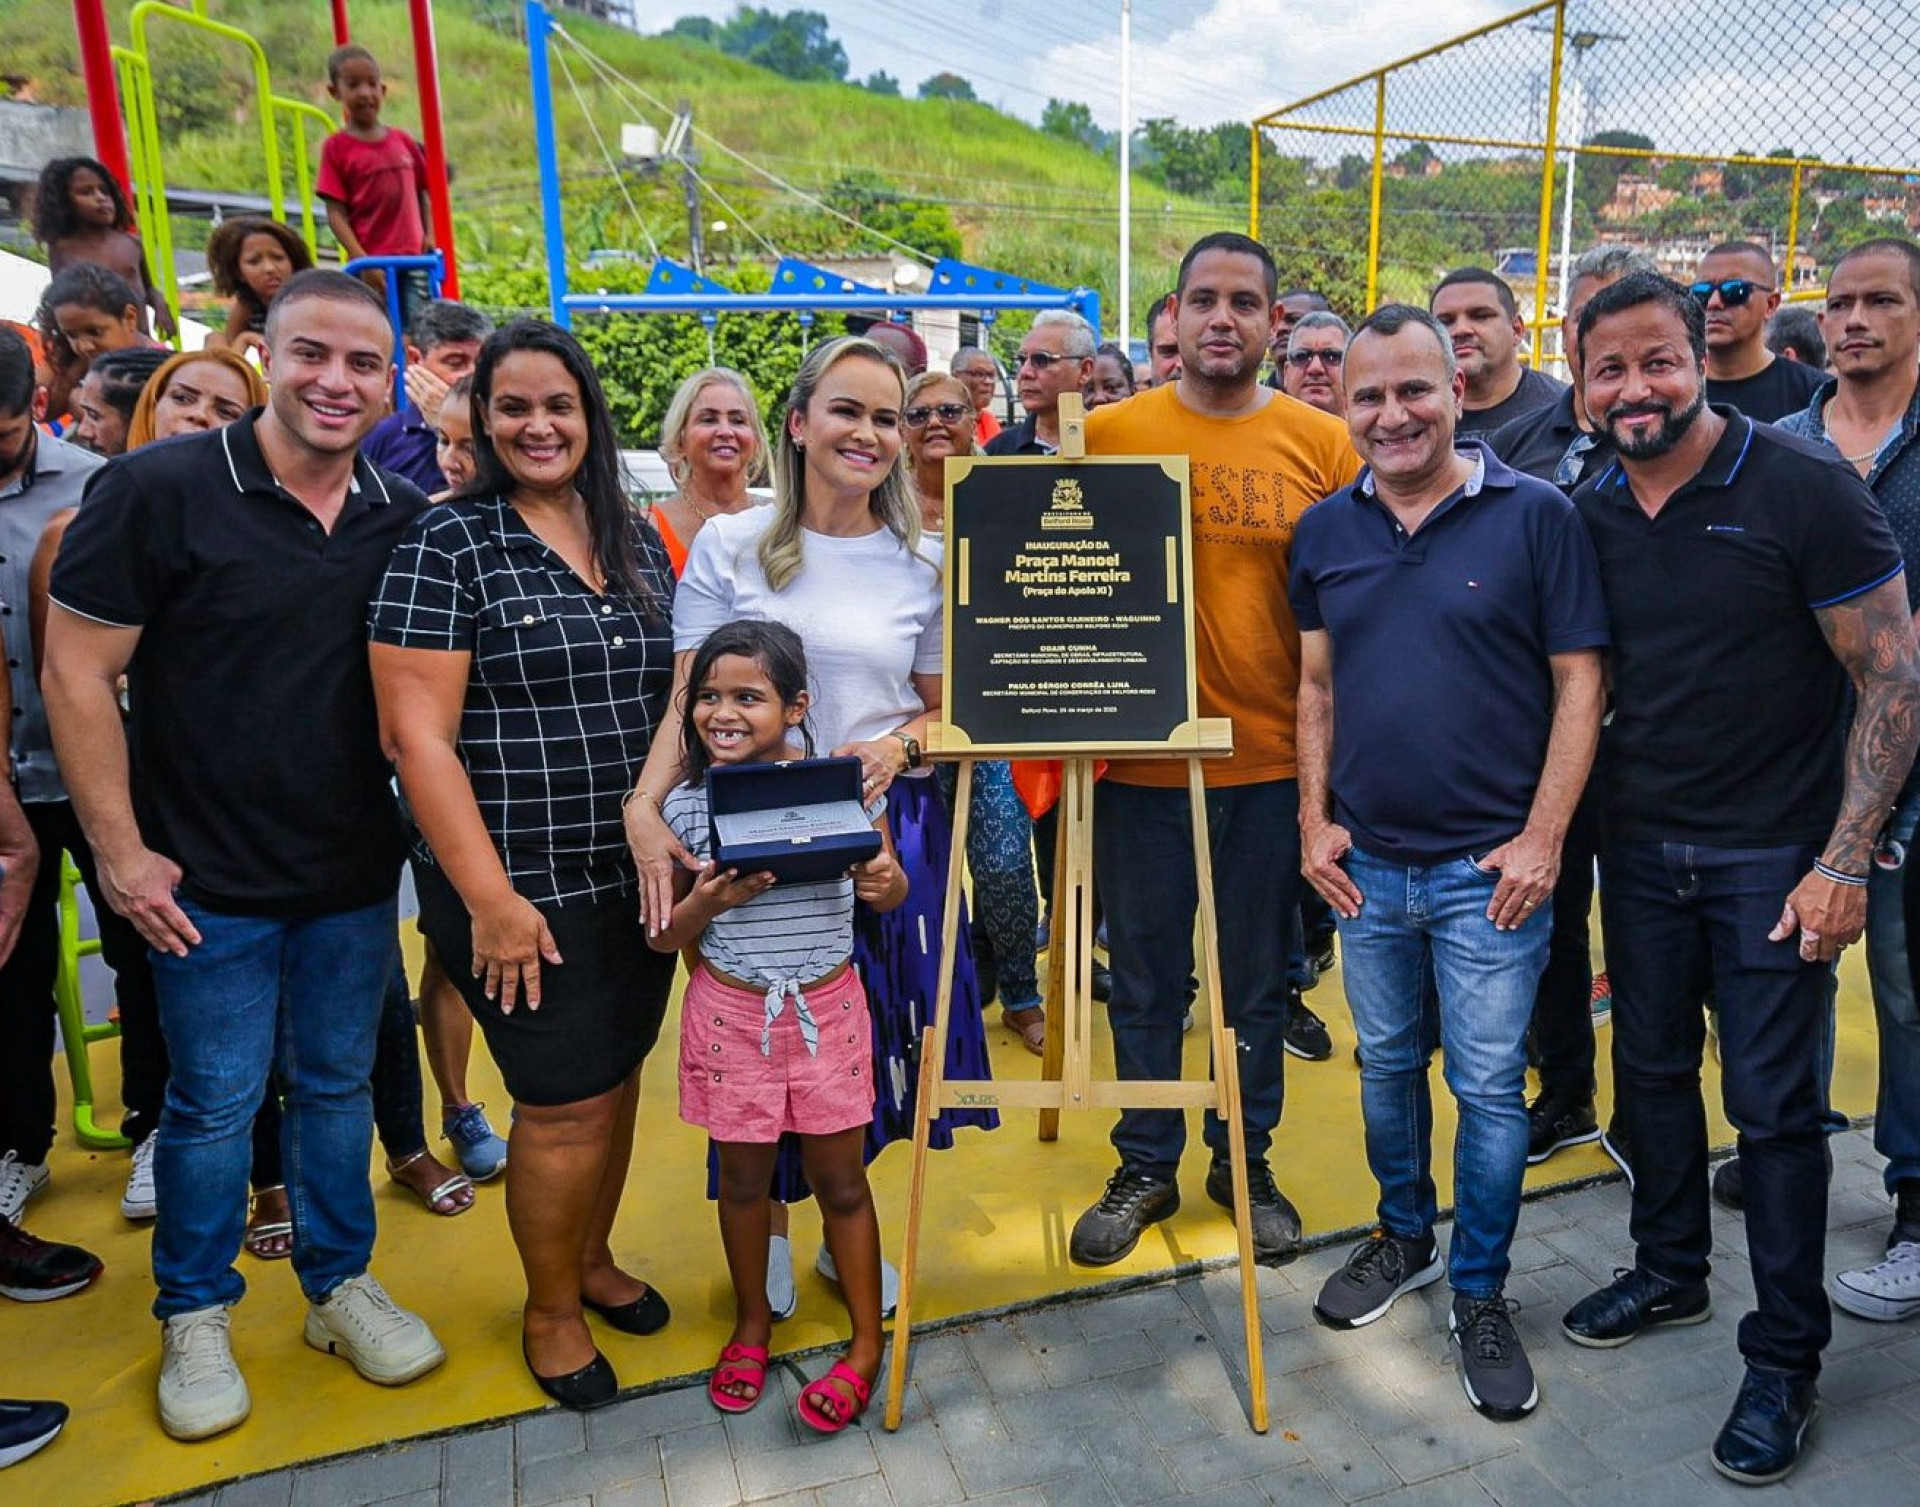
top-left (1561, 271), bottom-right (1920, 1485)
top-left (42, 271), bottom-right (446, 1442)
top-left (1293, 304), bottom-right (1608, 1423)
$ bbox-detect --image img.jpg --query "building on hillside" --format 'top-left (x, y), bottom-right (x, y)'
top-left (1601, 175), bottom-right (1679, 223)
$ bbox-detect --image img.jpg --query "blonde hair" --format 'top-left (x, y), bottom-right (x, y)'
top-left (127, 348), bottom-right (267, 450)
top-left (761, 336), bottom-right (930, 593)
top-left (902, 371), bottom-right (975, 466)
top-left (658, 366), bottom-right (769, 488)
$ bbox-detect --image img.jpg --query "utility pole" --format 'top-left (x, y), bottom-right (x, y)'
top-left (677, 99), bottom-right (705, 274)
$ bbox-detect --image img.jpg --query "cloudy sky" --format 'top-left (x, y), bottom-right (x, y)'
top-left (647, 0), bottom-right (1915, 167)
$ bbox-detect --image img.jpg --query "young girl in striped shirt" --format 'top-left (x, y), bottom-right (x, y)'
top-left (651, 619), bottom-right (904, 1433)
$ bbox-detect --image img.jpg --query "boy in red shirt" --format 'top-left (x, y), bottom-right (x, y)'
top-left (317, 45), bottom-right (435, 329)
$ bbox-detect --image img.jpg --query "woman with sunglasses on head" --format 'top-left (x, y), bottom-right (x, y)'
top-left (904, 371), bottom-right (1046, 1054)
top-left (652, 367), bottom-right (770, 577)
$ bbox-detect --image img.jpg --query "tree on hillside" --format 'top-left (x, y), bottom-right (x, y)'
top-left (669, 7), bottom-right (849, 82)
top-left (1573, 129), bottom-right (1654, 215)
top-left (918, 72), bottom-right (978, 101)
top-left (864, 70), bottom-right (901, 96)
top-left (826, 171), bottom-right (963, 259)
top-left (1136, 118), bottom-right (1247, 198)
top-left (1042, 98), bottom-right (1112, 155)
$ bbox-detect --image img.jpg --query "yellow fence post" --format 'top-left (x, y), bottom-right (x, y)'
top-left (1365, 73), bottom-right (1386, 311)
top-left (1249, 123), bottom-right (1261, 240)
top-left (1784, 160), bottom-right (1805, 294)
top-left (1530, 0), bottom-right (1567, 361)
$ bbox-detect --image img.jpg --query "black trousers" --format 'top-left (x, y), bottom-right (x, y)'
top-left (0, 800), bottom-right (162, 1161)
top-left (1530, 788), bottom-right (1602, 1102)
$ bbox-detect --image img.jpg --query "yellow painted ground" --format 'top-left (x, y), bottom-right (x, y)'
top-left (7, 930), bottom-right (1883, 1507)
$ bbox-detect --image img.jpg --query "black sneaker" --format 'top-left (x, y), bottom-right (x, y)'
top-left (1310, 934), bottom-right (1337, 977)
top-left (1450, 1293), bottom-right (1538, 1421)
top-left (1312, 1227), bottom-right (1442, 1329)
top-left (1089, 962), bottom-right (1113, 1003)
top-left (1205, 1158), bottom-right (1303, 1266)
top-left (1710, 1367), bottom-right (1817, 1485)
top-left (0, 1216), bottom-right (103, 1303)
top-left (1891, 1178), bottom-right (1920, 1252)
top-left (1069, 1166), bottom-right (1179, 1266)
top-left (1283, 989), bottom-right (1332, 1061)
top-left (1561, 1265), bottom-right (1711, 1348)
top-left (1711, 1155), bottom-right (1744, 1211)
top-left (1598, 1115), bottom-right (1634, 1190)
top-left (0, 1398), bottom-right (68, 1469)
top-left (1525, 1092), bottom-right (1600, 1164)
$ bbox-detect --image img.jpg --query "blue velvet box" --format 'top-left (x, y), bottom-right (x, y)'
top-left (707, 756), bottom-right (882, 884)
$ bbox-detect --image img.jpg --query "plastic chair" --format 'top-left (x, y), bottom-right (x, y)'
top-left (53, 851), bottom-right (127, 1150)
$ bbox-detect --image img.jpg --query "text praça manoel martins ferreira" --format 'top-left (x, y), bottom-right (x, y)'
top-left (945, 462), bottom-right (1195, 751)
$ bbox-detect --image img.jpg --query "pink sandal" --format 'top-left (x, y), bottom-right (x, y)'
top-left (707, 1342), bottom-right (769, 1415)
top-left (796, 1359), bottom-right (872, 1434)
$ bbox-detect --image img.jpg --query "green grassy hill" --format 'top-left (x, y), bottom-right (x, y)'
top-left (0, 0), bottom-right (1231, 326)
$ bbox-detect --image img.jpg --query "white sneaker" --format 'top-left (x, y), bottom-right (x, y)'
top-left (158, 1306), bottom-right (250, 1440)
top-left (814, 1241), bottom-right (899, 1319)
top-left (0, 1152), bottom-right (49, 1223)
top-left (121, 1134), bottom-right (158, 1221)
top-left (767, 1234), bottom-right (797, 1321)
top-left (1830, 1241), bottom-right (1920, 1323)
top-left (304, 1273), bottom-right (445, 1384)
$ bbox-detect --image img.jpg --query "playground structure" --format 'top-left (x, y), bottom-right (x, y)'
top-left (1251, 0), bottom-right (1920, 356)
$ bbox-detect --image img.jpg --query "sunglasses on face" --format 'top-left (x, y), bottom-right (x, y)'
top-left (1286, 348), bottom-right (1344, 369)
top-left (904, 403), bottom-right (971, 428)
top-left (1016, 350), bottom-right (1076, 372)
top-left (1689, 279), bottom-right (1766, 307)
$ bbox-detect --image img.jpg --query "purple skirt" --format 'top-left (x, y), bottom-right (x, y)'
top-left (707, 772), bottom-right (999, 1202)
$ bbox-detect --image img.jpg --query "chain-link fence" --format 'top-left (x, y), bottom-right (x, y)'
top-left (1250, 0), bottom-right (1920, 361)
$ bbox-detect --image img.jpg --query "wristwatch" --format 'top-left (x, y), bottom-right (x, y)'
top-left (887, 729), bottom-right (924, 770)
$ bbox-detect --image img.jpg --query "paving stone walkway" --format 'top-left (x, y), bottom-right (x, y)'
top-left (172, 1127), bottom-right (1920, 1506)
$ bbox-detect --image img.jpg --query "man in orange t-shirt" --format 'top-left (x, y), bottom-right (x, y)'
top-left (1069, 232), bottom-right (1360, 1270)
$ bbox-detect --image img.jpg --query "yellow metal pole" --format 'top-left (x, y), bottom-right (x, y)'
top-left (1784, 161), bottom-right (1805, 295)
top-left (1366, 73), bottom-right (1386, 311)
top-left (1249, 123), bottom-right (1261, 240)
top-left (1530, 1), bottom-right (1567, 350)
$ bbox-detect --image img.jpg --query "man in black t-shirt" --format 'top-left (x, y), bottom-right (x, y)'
top-left (1695, 241), bottom-right (1825, 422)
top-left (1431, 266), bottom-right (1566, 438)
top-left (1561, 272), bottom-right (1920, 1486)
top-left (42, 271), bottom-right (444, 1442)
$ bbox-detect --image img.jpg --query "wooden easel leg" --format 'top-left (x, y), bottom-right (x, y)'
top-left (886, 1024), bottom-right (941, 1431)
top-left (1187, 760), bottom-right (1269, 1433)
top-left (887, 760), bottom-right (975, 1431)
top-left (1038, 766), bottom-right (1073, 1142)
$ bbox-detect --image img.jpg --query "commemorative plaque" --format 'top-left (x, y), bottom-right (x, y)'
top-left (938, 455), bottom-right (1195, 754)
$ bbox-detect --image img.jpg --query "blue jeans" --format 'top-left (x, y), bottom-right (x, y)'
top-left (149, 895), bottom-right (399, 1319)
top-left (1869, 787), bottom-right (1920, 1192)
top-left (1601, 840), bottom-right (1830, 1376)
top-left (1339, 846), bottom-right (1549, 1298)
top-left (1094, 779), bottom-right (1299, 1172)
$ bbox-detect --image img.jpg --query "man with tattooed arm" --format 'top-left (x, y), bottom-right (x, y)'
top-left (1558, 272), bottom-right (1920, 1486)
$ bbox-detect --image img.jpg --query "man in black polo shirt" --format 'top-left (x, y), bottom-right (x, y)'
top-left (1561, 272), bottom-right (1920, 1485)
top-left (42, 271), bottom-right (446, 1441)
top-left (1293, 305), bottom-right (1606, 1422)
top-left (1431, 267), bottom-right (1565, 438)
top-left (1489, 243), bottom-right (1653, 1175)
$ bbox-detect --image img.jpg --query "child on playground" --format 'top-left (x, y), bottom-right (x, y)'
top-left (650, 619), bottom-right (903, 1434)
top-left (204, 215), bottom-right (312, 359)
top-left (40, 264), bottom-right (161, 365)
top-left (33, 156), bottom-right (176, 342)
top-left (317, 44), bottom-right (434, 326)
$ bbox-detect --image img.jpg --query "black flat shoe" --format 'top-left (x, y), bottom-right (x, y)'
top-left (582, 1285), bottom-right (671, 1336)
top-left (523, 1340), bottom-right (619, 1411)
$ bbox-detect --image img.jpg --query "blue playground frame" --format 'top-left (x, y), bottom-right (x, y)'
top-left (523, 0), bottom-right (1101, 337)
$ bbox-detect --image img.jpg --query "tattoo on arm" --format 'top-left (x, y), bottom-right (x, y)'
top-left (1815, 573), bottom-right (1920, 871)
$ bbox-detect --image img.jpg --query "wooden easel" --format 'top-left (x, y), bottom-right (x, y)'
top-left (884, 400), bottom-right (1269, 1435)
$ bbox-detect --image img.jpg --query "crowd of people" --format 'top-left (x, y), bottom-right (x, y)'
top-left (0, 39), bottom-right (1916, 1489)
